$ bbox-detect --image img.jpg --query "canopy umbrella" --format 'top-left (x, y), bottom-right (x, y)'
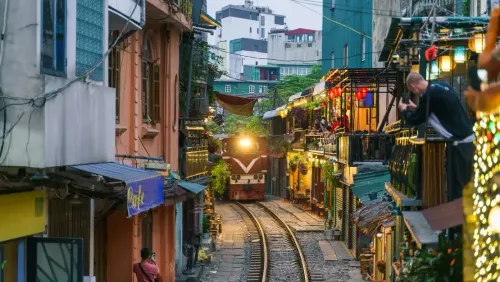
top-left (215, 92), bottom-right (258, 116)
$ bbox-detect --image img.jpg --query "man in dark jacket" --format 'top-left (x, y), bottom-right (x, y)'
top-left (398, 72), bottom-right (474, 200)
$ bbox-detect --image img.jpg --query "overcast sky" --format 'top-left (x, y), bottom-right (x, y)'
top-left (207, 0), bottom-right (322, 42)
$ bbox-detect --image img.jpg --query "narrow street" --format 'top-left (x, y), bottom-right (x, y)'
top-left (201, 201), bottom-right (364, 282)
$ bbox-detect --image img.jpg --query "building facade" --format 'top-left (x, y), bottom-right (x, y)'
top-left (215, 0), bottom-right (286, 74)
top-left (228, 38), bottom-right (268, 79)
top-left (268, 28), bottom-right (322, 76)
top-left (0, 0), bottom-right (207, 281)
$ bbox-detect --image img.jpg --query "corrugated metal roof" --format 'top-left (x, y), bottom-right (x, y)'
top-left (421, 198), bottom-right (463, 231)
top-left (178, 180), bottom-right (207, 194)
top-left (72, 162), bottom-right (163, 185)
top-left (351, 165), bottom-right (390, 203)
top-left (285, 28), bottom-right (316, 35)
top-left (263, 110), bottom-right (277, 120)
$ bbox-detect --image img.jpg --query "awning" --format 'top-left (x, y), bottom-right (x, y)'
top-left (351, 201), bottom-right (395, 237)
top-left (263, 110), bottom-right (277, 120)
top-left (215, 92), bottom-right (257, 116)
top-left (288, 92), bottom-right (302, 102)
top-left (421, 198), bottom-right (463, 231)
top-left (200, 11), bottom-right (221, 28)
top-left (72, 162), bottom-right (164, 217)
top-left (312, 81), bottom-right (326, 96)
top-left (178, 180), bottom-right (207, 194)
top-left (402, 211), bottom-right (439, 249)
top-left (351, 165), bottom-right (390, 203)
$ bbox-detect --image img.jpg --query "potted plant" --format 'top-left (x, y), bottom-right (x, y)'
top-left (289, 156), bottom-right (299, 172)
top-left (202, 214), bottom-right (211, 239)
top-left (299, 161), bottom-right (308, 175)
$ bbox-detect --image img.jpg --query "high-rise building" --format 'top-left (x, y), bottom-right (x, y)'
top-left (215, 0), bottom-right (286, 77)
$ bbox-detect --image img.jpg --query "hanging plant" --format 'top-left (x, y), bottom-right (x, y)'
top-left (299, 161), bottom-right (308, 175)
top-left (268, 136), bottom-right (290, 158)
top-left (289, 156), bottom-right (300, 172)
top-left (210, 161), bottom-right (230, 196)
top-left (291, 107), bottom-right (307, 122)
top-left (322, 161), bottom-right (340, 184)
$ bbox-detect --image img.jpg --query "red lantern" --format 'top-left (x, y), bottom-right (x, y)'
top-left (355, 90), bottom-right (362, 101)
top-left (360, 87), bottom-right (368, 98)
top-left (328, 88), bottom-right (335, 100)
top-left (425, 45), bottom-right (437, 62)
top-left (334, 87), bottom-right (342, 97)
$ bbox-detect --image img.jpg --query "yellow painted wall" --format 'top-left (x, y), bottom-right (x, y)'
top-left (2, 240), bottom-right (18, 281)
top-left (0, 190), bottom-right (46, 242)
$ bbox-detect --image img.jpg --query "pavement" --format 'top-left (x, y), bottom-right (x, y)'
top-left (261, 197), bottom-right (325, 232)
top-left (201, 204), bottom-right (247, 282)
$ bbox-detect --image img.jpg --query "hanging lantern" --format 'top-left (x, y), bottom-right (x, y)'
top-left (469, 33), bottom-right (485, 54)
top-left (355, 90), bottom-right (363, 101)
top-left (328, 88), bottom-right (335, 100)
top-left (431, 61), bottom-right (440, 75)
top-left (425, 45), bottom-right (438, 61)
top-left (454, 46), bottom-right (466, 63)
top-left (360, 87), bottom-right (368, 98)
top-left (438, 55), bottom-right (455, 72)
top-left (334, 87), bottom-right (342, 97)
top-left (314, 102), bottom-right (319, 108)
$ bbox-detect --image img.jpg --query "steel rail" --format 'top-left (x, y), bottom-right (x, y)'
top-left (254, 202), bottom-right (310, 282)
top-left (234, 202), bottom-right (268, 282)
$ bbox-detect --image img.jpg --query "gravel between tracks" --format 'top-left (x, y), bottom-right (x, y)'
top-left (297, 232), bottom-right (358, 282)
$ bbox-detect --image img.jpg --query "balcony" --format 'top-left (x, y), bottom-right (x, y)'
top-left (305, 134), bottom-right (336, 155)
top-left (412, 0), bottom-right (456, 16)
top-left (185, 146), bottom-right (208, 181)
top-left (109, 0), bottom-right (144, 31)
top-left (337, 133), bottom-right (394, 166)
top-left (386, 128), bottom-right (452, 209)
top-left (146, 0), bottom-right (192, 29)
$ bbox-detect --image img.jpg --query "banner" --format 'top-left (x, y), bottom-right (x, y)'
top-left (126, 176), bottom-right (164, 217)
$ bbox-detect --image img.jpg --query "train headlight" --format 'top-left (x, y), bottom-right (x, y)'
top-left (253, 174), bottom-right (258, 179)
top-left (239, 138), bottom-right (251, 148)
top-left (231, 175), bottom-right (236, 180)
top-left (236, 175), bottom-right (241, 180)
top-left (258, 174), bottom-right (263, 179)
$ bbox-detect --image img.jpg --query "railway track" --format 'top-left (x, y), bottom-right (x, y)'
top-left (235, 201), bottom-right (310, 282)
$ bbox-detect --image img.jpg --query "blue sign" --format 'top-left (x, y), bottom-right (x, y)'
top-left (126, 176), bottom-right (164, 217)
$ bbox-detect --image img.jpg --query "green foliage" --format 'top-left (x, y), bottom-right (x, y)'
top-left (258, 65), bottom-right (323, 113)
top-left (268, 135), bottom-right (290, 156)
top-left (210, 161), bottom-right (230, 196)
top-left (207, 115), bottom-right (268, 136)
top-left (322, 162), bottom-right (339, 184)
top-left (399, 232), bottom-right (462, 282)
top-left (198, 249), bottom-right (209, 261)
top-left (288, 156), bottom-right (300, 172)
top-left (179, 38), bottom-right (224, 115)
top-left (202, 214), bottom-right (211, 233)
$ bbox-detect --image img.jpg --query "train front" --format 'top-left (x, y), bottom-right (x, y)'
top-left (222, 135), bottom-right (267, 200)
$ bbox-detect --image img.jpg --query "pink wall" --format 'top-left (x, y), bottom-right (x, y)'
top-left (107, 211), bottom-right (134, 282)
top-left (115, 26), bottom-right (181, 170)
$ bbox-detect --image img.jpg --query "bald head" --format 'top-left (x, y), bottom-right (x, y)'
top-left (406, 72), bottom-right (428, 96)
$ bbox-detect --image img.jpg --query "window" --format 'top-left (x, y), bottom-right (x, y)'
top-left (258, 86), bottom-right (264, 93)
top-left (250, 27), bottom-right (252, 33)
top-left (249, 85), bottom-right (255, 93)
top-left (343, 44), bottom-right (348, 67)
top-left (260, 15), bottom-right (265, 26)
top-left (41, 0), bottom-right (66, 76)
top-left (263, 86), bottom-right (268, 93)
top-left (142, 39), bottom-right (160, 122)
top-left (261, 28), bottom-right (265, 38)
top-left (361, 36), bottom-right (366, 61)
top-left (109, 31), bottom-right (121, 121)
top-left (331, 52), bottom-right (335, 69)
top-left (308, 35), bottom-right (313, 42)
top-left (225, 85), bottom-right (231, 93)
top-left (331, 0), bottom-right (336, 9)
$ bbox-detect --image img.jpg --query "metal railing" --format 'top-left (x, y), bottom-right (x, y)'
top-left (185, 146), bottom-right (208, 180)
top-left (337, 133), bottom-right (394, 165)
top-left (166, 0), bottom-right (192, 20)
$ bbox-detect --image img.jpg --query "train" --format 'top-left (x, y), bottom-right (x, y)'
top-left (221, 135), bottom-right (268, 200)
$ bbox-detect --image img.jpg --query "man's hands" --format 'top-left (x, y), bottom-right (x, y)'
top-left (398, 99), bottom-right (417, 112)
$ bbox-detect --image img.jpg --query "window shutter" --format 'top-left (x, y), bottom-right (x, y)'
top-left (152, 65), bottom-right (161, 122)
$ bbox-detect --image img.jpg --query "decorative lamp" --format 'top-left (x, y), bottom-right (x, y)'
top-left (360, 87), bottom-right (368, 98)
top-left (454, 46), bottom-right (466, 63)
top-left (438, 55), bottom-right (455, 72)
top-left (469, 33), bottom-right (485, 53)
top-left (431, 61), bottom-right (440, 75)
top-left (355, 90), bottom-right (363, 101)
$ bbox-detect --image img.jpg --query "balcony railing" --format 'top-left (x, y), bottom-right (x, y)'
top-left (337, 133), bottom-right (394, 165)
top-left (387, 129), bottom-right (451, 209)
top-left (305, 134), bottom-right (336, 154)
top-left (185, 146), bottom-right (208, 180)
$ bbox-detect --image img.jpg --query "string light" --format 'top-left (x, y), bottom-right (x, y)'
top-left (472, 113), bottom-right (500, 282)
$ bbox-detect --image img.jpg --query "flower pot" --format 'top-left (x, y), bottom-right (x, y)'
top-left (325, 229), bottom-right (334, 240)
